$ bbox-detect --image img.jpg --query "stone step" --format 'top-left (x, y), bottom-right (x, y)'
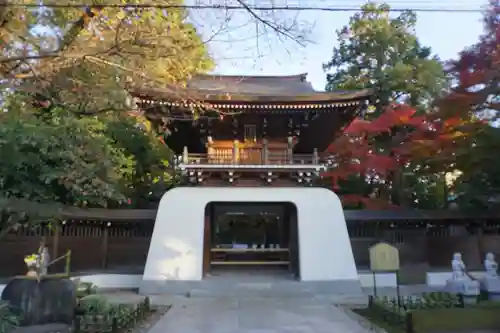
top-left (142, 280), bottom-right (367, 305)
top-left (187, 289), bottom-right (369, 305)
top-left (185, 280), bottom-right (364, 299)
top-left (188, 286), bottom-right (315, 298)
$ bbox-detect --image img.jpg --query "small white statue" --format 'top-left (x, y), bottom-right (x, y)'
top-left (484, 252), bottom-right (498, 278)
top-left (446, 252), bottom-right (480, 302)
top-left (452, 252), bottom-right (467, 280)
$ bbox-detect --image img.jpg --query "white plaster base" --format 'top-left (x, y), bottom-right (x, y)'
top-left (426, 271), bottom-right (485, 287)
top-left (0, 271), bottom-right (479, 297)
top-left (73, 274), bottom-right (142, 289)
top-left (140, 187), bottom-right (360, 295)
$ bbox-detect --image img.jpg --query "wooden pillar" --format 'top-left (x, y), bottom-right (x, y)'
top-left (101, 225), bottom-right (109, 269)
top-left (232, 140), bottom-right (238, 164)
top-left (182, 146), bottom-right (189, 164)
top-left (262, 138), bottom-right (269, 164)
top-left (312, 148), bottom-right (319, 164)
top-left (476, 224), bottom-right (485, 266)
top-left (287, 136), bottom-right (294, 164)
top-left (206, 136), bottom-right (215, 163)
top-left (206, 136), bottom-right (214, 155)
top-left (52, 224), bottom-right (60, 260)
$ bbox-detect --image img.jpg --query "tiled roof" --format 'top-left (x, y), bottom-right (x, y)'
top-left (133, 74), bottom-right (372, 105)
top-left (186, 73), bottom-right (316, 96)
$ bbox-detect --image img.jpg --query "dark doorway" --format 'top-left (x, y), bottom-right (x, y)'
top-left (203, 202), bottom-right (299, 279)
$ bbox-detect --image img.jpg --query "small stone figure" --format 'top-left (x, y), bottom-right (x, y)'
top-left (484, 252), bottom-right (498, 278)
top-left (480, 252), bottom-right (500, 300)
top-left (445, 252), bottom-right (480, 304)
top-left (451, 252), bottom-right (467, 280)
top-left (38, 243), bottom-right (50, 276)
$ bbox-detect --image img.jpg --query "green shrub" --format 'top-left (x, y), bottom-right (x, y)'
top-left (374, 292), bottom-right (461, 311)
top-left (78, 295), bottom-right (110, 314)
top-left (76, 296), bottom-right (142, 333)
top-left (0, 301), bottom-right (19, 333)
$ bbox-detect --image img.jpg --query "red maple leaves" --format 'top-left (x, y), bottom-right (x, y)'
top-left (322, 103), bottom-right (472, 208)
top-left (324, 1), bottom-right (500, 209)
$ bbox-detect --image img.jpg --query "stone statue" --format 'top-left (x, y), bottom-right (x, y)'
top-left (451, 252), bottom-right (466, 280)
top-left (480, 252), bottom-right (500, 300)
top-left (445, 252), bottom-right (480, 303)
top-left (36, 238), bottom-right (51, 276)
top-left (39, 245), bottom-right (50, 276)
top-left (484, 252), bottom-right (498, 278)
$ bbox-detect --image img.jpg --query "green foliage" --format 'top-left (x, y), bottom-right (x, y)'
top-left (76, 295), bottom-right (151, 333)
top-left (366, 293), bottom-right (462, 331)
top-left (78, 295), bottom-right (111, 314)
top-left (323, 2), bottom-right (447, 114)
top-left (374, 292), bottom-right (462, 313)
top-left (0, 106), bottom-right (131, 208)
top-left (104, 116), bottom-right (174, 206)
top-left (0, 94), bottom-right (177, 237)
top-left (451, 125), bottom-right (500, 210)
top-left (367, 293), bottom-right (500, 333)
top-left (0, 302), bottom-right (20, 333)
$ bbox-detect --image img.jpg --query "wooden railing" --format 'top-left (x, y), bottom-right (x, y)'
top-left (183, 149), bottom-right (321, 165)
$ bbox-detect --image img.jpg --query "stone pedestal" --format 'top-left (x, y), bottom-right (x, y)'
top-left (479, 277), bottom-right (500, 301)
top-left (444, 279), bottom-right (480, 304)
top-left (10, 323), bottom-right (71, 333)
top-left (1, 277), bottom-right (76, 326)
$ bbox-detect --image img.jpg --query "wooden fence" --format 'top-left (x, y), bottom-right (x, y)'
top-left (0, 209), bottom-right (155, 277)
top-left (1, 208), bottom-right (500, 278)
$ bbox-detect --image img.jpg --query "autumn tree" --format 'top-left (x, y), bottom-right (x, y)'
top-left (428, 0), bottom-right (500, 210)
top-left (1, 0), bottom-right (310, 116)
top-left (1, 0), bottom-right (217, 115)
top-left (322, 3), bottom-right (448, 208)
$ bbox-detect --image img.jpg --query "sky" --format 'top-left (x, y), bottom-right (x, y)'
top-left (192, 0), bottom-right (487, 91)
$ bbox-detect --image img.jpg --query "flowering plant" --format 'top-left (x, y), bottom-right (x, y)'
top-left (24, 254), bottom-right (40, 269)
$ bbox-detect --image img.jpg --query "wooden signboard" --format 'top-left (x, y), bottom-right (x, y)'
top-left (369, 242), bottom-right (400, 272)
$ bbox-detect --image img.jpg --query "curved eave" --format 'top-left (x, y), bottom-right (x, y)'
top-left (132, 88), bottom-right (373, 105)
top-left (139, 99), bottom-right (364, 110)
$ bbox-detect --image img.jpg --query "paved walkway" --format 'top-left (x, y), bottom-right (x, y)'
top-left (147, 297), bottom-right (373, 333)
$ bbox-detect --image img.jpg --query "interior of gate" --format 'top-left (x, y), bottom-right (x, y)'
top-left (203, 202), bottom-right (300, 279)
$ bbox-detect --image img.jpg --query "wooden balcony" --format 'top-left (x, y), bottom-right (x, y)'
top-left (179, 138), bottom-right (325, 166)
top-left (183, 150), bottom-right (320, 166)
top-left (175, 139), bottom-right (330, 181)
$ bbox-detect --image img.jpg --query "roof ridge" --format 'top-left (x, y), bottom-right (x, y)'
top-left (193, 73), bottom-right (309, 80)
